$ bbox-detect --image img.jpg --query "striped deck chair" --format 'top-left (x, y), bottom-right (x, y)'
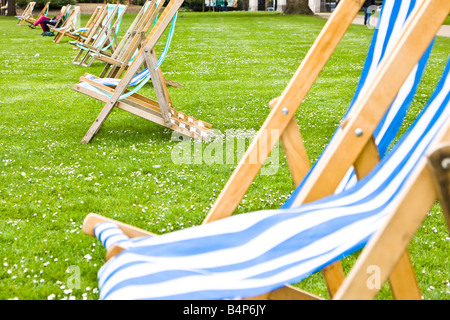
top-left (201, 0), bottom-right (435, 297)
top-left (52, 5), bottom-right (104, 44)
top-left (67, 5), bottom-right (108, 47)
top-left (16, 1), bottom-right (36, 25)
top-left (83, 2), bottom-right (181, 88)
top-left (48, 5), bottom-right (80, 39)
top-left (72, 0), bottom-right (214, 144)
top-left (72, 4), bottom-right (128, 68)
top-left (89, 0), bottom-right (183, 88)
top-left (1, 2), bottom-right (7, 15)
top-left (24, 1), bottom-right (49, 25)
top-left (83, 56), bottom-right (450, 300)
top-left (82, 0), bottom-right (450, 300)
top-left (91, 0), bottom-right (160, 78)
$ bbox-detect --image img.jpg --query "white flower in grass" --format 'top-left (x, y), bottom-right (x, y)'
top-left (84, 254), bottom-right (92, 261)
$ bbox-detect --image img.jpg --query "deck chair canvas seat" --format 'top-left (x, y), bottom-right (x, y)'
top-left (83, 56), bottom-right (450, 300)
top-left (73, 0), bottom-right (214, 143)
top-left (52, 5), bottom-right (104, 44)
top-left (16, 1), bottom-right (35, 25)
top-left (192, 0), bottom-right (435, 297)
top-left (81, 0), bottom-right (450, 300)
top-left (71, 4), bottom-right (128, 68)
top-left (24, 1), bottom-right (50, 25)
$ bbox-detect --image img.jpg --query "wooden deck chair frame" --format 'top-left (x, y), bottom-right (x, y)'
top-left (201, 0), bottom-right (450, 299)
top-left (45, 5), bottom-right (71, 32)
top-left (24, 1), bottom-right (49, 25)
top-left (16, 1), bottom-right (35, 25)
top-left (52, 5), bottom-right (104, 44)
top-left (93, 0), bottom-right (183, 87)
top-left (93, 0), bottom-right (163, 79)
top-left (49, 5), bottom-right (80, 39)
top-left (82, 0), bottom-right (450, 300)
top-left (73, 0), bottom-right (213, 144)
top-left (67, 5), bottom-right (108, 48)
top-left (72, 4), bottom-right (128, 68)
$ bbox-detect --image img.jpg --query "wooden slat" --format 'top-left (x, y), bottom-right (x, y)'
top-left (143, 47), bottom-right (171, 126)
top-left (389, 251), bottom-right (422, 300)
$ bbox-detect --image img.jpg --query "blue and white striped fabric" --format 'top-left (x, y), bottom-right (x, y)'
top-left (93, 57), bottom-right (450, 300)
top-left (321, 0), bottom-right (433, 195)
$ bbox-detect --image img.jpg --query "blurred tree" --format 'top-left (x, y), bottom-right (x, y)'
top-left (285, 0), bottom-right (313, 14)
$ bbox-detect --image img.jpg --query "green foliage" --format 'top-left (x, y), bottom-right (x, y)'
top-left (0, 11), bottom-right (449, 300)
top-left (16, 0), bottom-right (76, 9)
top-left (182, 0), bottom-right (204, 11)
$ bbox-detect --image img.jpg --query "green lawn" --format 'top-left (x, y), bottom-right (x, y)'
top-left (444, 15), bottom-right (450, 25)
top-left (0, 11), bottom-right (449, 300)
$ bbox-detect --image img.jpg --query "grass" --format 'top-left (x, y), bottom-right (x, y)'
top-left (0, 11), bottom-right (449, 300)
top-left (444, 15), bottom-right (450, 25)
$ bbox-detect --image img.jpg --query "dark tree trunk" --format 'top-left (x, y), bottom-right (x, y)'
top-left (242, 0), bottom-right (249, 11)
top-left (284, 0), bottom-right (313, 15)
top-left (6, 0), bottom-right (17, 16)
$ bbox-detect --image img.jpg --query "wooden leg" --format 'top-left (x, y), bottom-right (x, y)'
top-left (81, 101), bottom-right (116, 144)
top-left (334, 165), bottom-right (437, 300)
top-left (280, 117), bottom-right (311, 186)
top-left (388, 251), bottom-right (421, 300)
top-left (322, 261), bottom-right (346, 298)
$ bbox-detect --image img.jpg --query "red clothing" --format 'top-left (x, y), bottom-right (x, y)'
top-left (33, 13), bottom-right (62, 32)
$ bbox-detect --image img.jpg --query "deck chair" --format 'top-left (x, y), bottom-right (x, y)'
top-left (89, 0), bottom-right (182, 88)
top-left (1, 0), bottom-right (7, 15)
top-left (48, 5), bottom-right (80, 38)
top-left (199, 0), bottom-right (437, 298)
top-left (16, 1), bottom-right (36, 25)
top-left (71, 4), bottom-right (128, 68)
top-left (93, 0), bottom-right (163, 78)
top-left (92, 0), bottom-right (182, 86)
top-left (52, 5), bottom-right (104, 44)
top-left (82, 56), bottom-right (450, 300)
top-left (66, 5), bottom-right (108, 47)
top-left (73, 0), bottom-right (214, 144)
top-left (81, 0), bottom-right (450, 300)
top-left (24, 1), bottom-right (49, 25)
